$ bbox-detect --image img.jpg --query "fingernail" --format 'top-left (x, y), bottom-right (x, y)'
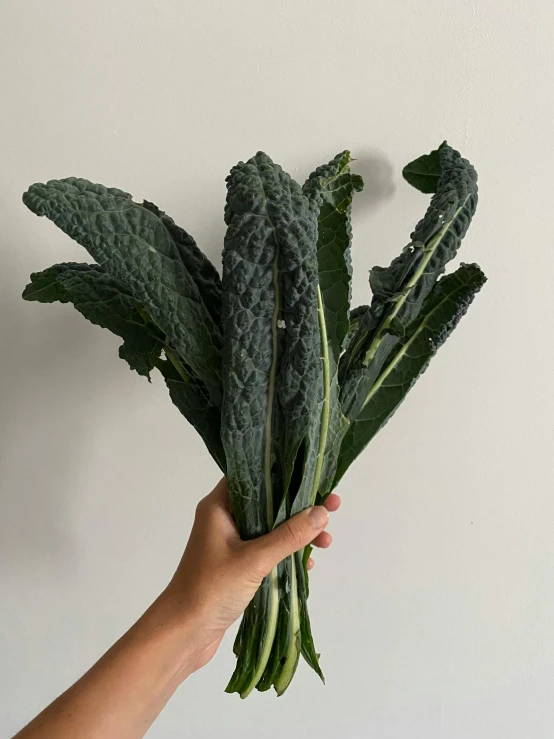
top-left (308, 506), bottom-right (329, 529)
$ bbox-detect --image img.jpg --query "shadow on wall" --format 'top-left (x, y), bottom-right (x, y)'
top-left (351, 150), bottom-right (396, 222)
top-left (0, 276), bottom-right (104, 575)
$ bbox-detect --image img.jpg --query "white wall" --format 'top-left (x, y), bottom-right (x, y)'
top-left (1, 1), bottom-right (553, 736)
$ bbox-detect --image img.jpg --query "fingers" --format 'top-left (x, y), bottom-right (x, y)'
top-left (324, 493), bottom-right (341, 513)
top-left (311, 530), bottom-right (332, 549)
top-left (249, 506), bottom-right (329, 573)
top-left (305, 496), bottom-right (339, 570)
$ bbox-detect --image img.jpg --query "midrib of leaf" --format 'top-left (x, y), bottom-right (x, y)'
top-left (310, 286), bottom-right (331, 506)
top-left (274, 555), bottom-right (301, 695)
top-left (273, 287), bottom-right (330, 694)
top-left (136, 305), bottom-right (193, 385)
top-left (361, 287), bottom-right (458, 410)
top-left (263, 254), bottom-right (280, 529)
top-left (363, 198), bottom-right (468, 366)
top-left (319, 156), bottom-right (352, 194)
top-left (163, 345), bottom-right (191, 384)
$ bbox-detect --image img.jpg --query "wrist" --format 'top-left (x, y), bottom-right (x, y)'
top-left (146, 588), bottom-right (221, 677)
top-left (136, 593), bottom-right (202, 683)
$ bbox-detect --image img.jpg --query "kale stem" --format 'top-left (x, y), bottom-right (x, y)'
top-left (240, 566), bottom-right (280, 698)
top-left (274, 556), bottom-right (301, 695)
top-left (363, 200), bottom-right (467, 367)
top-left (310, 286), bottom-right (331, 506)
top-left (241, 254), bottom-right (281, 697)
top-left (164, 346), bottom-right (190, 383)
top-left (362, 286), bottom-right (456, 410)
top-left (263, 254), bottom-right (280, 528)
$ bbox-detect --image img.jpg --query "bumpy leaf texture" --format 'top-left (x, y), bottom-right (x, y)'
top-left (23, 262), bottom-right (226, 469)
top-left (21, 142), bottom-right (486, 699)
top-left (23, 180), bottom-right (223, 406)
top-left (303, 151), bottom-right (364, 500)
top-left (335, 262), bottom-right (486, 483)
top-left (303, 151), bottom-right (364, 359)
top-left (338, 142), bottom-right (478, 439)
top-left (402, 142), bottom-right (444, 193)
top-left (23, 262), bottom-right (164, 378)
top-left (222, 152), bottom-right (324, 697)
top-left (221, 151), bottom-right (320, 538)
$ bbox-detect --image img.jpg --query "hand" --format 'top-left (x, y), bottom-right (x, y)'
top-left (160, 478), bottom-right (341, 673)
top-left (12, 479), bottom-right (341, 739)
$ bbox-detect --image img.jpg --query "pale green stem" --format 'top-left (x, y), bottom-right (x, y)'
top-left (263, 256), bottom-right (280, 529)
top-left (240, 566), bottom-right (280, 699)
top-left (273, 288), bottom-right (331, 694)
top-left (362, 288), bottom-right (454, 410)
top-left (274, 555), bottom-right (301, 696)
top-left (164, 346), bottom-right (190, 383)
top-left (310, 286), bottom-right (331, 507)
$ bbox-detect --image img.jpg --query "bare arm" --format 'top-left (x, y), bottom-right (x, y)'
top-left (14, 479), bottom-right (339, 739)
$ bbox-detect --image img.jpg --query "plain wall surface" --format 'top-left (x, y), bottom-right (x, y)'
top-left (1, 1), bottom-right (553, 736)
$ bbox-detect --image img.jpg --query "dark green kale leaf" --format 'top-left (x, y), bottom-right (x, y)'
top-left (23, 262), bottom-right (163, 379)
top-left (339, 142), bottom-right (479, 428)
top-left (222, 151), bottom-right (321, 697)
top-left (335, 263), bottom-right (486, 484)
top-left (402, 141), bottom-right (444, 193)
top-left (23, 179), bottom-right (222, 405)
top-left (303, 151), bottom-right (364, 499)
top-left (23, 262), bottom-right (225, 467)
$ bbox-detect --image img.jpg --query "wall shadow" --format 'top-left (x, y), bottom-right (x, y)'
top-left (351, 149), bottom-right (397, 222)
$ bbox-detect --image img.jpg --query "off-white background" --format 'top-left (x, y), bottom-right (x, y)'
top-left (1, 1), bottom-right (553, 737)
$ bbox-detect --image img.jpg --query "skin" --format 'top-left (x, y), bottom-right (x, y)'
top-left (13, 478), bottom-right (340, 739)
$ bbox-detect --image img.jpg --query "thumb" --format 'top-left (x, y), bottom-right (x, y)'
top-left (251, 506), bottom-right (329, 573)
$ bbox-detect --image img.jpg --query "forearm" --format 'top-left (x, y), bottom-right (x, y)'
top-left (14, 594), bottom-right (199, 739)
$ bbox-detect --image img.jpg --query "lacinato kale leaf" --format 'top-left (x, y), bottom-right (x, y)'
top-left (335, 263), bottom-right (486, 483)
top-left (22, 261), bottom-right (225, 468)
top-left (221, 152), bottom-right (322, 696)
top-left (401, 142), bottom-right (444, 193)
top-left (303, 151), bottom-right (364, 500)
top-left (339, 143), bottom-right (478, 426)
top-left (23, 179), bottom-right (223, 405)
top-left (23, 262), bottom-right (164, 379)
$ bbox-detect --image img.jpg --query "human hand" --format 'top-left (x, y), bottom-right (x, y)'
top-left (13, 480), bottom-right (340, 737)
top-left (160, 478), bottom-right (341, 673)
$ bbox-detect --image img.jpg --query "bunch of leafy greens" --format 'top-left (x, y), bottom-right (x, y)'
top-left (22, 142), bottom-right (485, 697)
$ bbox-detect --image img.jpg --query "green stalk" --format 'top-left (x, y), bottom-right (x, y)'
top-left (310, 286), bottom-right (331, 506)
top-left (274, 287), bottom-right (331, 695)
top-left (239, 567), bottom-right (279, 698)
top-left (274, 555), bottom-right (301, 695)
top-left (263, 257), bottom-right (280, 530)
top-left (362, 288), bottom-right (456, 410)
top-left (239, 256), bottom-right (281, 698)
top-left (163, 345), bottom-right (191, 383)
